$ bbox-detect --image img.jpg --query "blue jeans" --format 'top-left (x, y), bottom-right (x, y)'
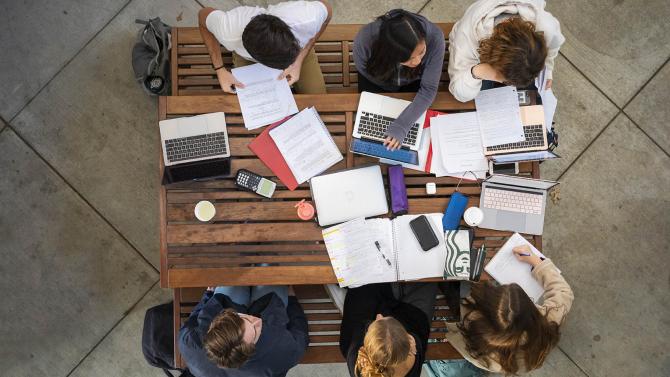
top-left (214, 286), bottom-right (289, 307)
top-left (424, 360), bottom-right (484, 377)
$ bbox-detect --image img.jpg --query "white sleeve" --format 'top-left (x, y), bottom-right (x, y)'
top-left (205, 7), bottom-right (257, 51)
top-left (447, 21), bottom-right (483, 103)
top-left (310, 1), bottom-right (329, 35)
top-left (536, 8), bottom-right (565, 80)
top-left (271, 1), bottom-right (328, 42)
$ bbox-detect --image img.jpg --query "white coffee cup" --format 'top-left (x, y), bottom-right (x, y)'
top-left (194, 200), bottom-right (216, 222)
top-left (464, 207), bottom-right (484, 227)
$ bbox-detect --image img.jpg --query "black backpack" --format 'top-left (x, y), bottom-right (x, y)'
top-left (132, 17), bottom-right (172, 95)
top-left (142, 301), bottom-right (194, 377)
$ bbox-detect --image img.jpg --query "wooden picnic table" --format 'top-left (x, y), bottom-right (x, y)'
top-left (158, 92), bottom-right (542, 289)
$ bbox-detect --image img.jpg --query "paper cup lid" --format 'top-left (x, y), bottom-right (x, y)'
top-left (194, 201), bottom-right (216, 222)
top-left (464, 207), bottom-right (484, 226)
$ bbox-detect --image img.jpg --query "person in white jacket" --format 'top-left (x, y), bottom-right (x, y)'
top-left (448, 0), bottom-right (565, 102)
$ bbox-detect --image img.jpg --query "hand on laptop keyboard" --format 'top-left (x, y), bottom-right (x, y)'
top-left (383, 136), bottom-right (402, 151)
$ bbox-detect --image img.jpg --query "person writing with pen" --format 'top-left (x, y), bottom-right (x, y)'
top-left (198, 1), bottom-right (332, 94)
top-left (442, 245), bottom-right (574, 374)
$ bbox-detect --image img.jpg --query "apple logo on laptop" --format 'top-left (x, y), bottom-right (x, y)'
top-left (345, 190), bottom-right (355, 202)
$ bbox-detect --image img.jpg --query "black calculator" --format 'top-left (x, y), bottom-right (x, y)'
top-left (235, 169), bottom-right (276, 198)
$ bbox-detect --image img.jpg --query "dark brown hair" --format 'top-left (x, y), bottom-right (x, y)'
top-left (203, 309), bottom-right (256, 368)
top-left (478, 17), bottom-right (547, 87)
top-left (242, 14), bottom-right (300, 70)
top-left (458, 282), bottom-right (560, 375)
top-left (366, 9), bottom-right (426, 82)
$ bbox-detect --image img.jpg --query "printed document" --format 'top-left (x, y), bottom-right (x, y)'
top-left (322, 218), bottom-right (385, 287)
top-left (269, 107), bottom-right (343, 184)
top-left (474, 86), bottom-right (525, 147)
top-left (232, 64), bottom-right (298, 130)
top-left (432, 112), bottom-right (489, 174)
top-left (534, 68), bottom-right (558, 133)
top-left (484, 233), bottom-right (550, 303)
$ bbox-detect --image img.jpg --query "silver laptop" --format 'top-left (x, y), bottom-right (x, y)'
top-left (310, 165), bottom-right (388, 226)
top-left (489, 150), bottom-right (561, 164)
top-left (353, 92), bottom-right (426, 151)
top-left (478, 174), bottom-right (559, 235)
top-left (484, 105), bottom-right (548, 156)
top-left (159, 112), bottom-right (230, 166)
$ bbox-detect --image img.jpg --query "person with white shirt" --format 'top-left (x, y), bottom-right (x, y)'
top-left (447, 0), bottom-right (565, 102)
top-left (198, 1), bottom-right (331, 94)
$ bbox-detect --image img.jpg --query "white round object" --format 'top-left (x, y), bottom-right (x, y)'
top-left (194, 200), bottom-right (216, 222)
top-left (463, 207), bottom-right (484, 227)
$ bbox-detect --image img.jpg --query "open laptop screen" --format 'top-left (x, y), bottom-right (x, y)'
top-left (486, 174), bottom-right (559, 191)
top-left (491, 150), bottom-right (560, 164)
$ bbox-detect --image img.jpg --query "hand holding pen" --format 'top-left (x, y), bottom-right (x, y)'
top-left (513, 245), bottom-right (543, 268)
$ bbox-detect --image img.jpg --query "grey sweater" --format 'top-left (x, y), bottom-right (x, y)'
top-left (353, 15), bottom-right (445, 141)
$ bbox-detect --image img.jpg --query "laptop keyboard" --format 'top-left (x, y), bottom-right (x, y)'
top-left (358, 111), bottom-right (420, 146)
top-left (164, 132), bottom-right (228, 164)
top-left (482, 187), bottom-right (543, 215)
top-left (486, 124), bottom-right (544, 152)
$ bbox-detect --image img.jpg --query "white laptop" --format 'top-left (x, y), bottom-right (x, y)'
top-left (159, 112), bottom-right (230, 167)
top-left (310, 165), bottom-right (388, 226)
top-left (478, 174), bottom-right (559, 235)
top-left (353, 92), bottom-right (426, 151)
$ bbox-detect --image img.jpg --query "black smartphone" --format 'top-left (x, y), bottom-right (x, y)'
top-left (409, 215), bottom-right (440, 251)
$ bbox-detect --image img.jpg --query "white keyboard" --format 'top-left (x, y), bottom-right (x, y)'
top-left (482, 187), bottom-right (543, 214)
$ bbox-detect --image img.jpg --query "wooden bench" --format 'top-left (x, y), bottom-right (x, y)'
top-left (170, 23), bottom-right (453, 96)
top-left (174, 285), bottom-right (462, 368)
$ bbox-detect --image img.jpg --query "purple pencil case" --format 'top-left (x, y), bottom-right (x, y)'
top-left (388, 165), bottom-right (408, 216)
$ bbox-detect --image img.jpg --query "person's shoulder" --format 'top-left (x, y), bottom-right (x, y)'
top-left (268, 1), bottom-right (326, 21)
top-left (416, 15), bottom-right (444, 41)
top-left (178, 324), bottom-right (200, 351)
top-left (354, 19), bottom-right (381, 44)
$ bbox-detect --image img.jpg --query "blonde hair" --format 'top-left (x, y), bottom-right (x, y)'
top-left (355, 317), bottom-right (410, 377)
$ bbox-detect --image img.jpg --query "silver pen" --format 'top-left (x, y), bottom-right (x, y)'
top-left (374, 241), bottom-right (392, 266)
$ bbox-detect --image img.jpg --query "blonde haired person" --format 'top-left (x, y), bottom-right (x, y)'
top-left (444, 245), bottom-right (574, 374)
top-left (339, 283), bottom-right (438, 377)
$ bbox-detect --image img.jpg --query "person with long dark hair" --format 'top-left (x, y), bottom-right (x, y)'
top-left (444, 245), bottom-right (574, 374)
top-left (353, 10), bottom-right (445, 150)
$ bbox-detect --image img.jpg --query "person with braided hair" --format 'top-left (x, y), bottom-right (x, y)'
top-left (339, 282), bottom-right (437, 377)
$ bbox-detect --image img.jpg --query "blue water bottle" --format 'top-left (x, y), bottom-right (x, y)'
top-left (442, 191), bottom-right (468, 231)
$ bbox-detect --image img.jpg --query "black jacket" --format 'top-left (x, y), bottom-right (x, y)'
top-left (179, 291), bottom-right (309, 377)
top-left (339, 284), bottom-right (430, 377)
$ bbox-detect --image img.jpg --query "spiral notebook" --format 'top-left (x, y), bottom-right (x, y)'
top-left (323, 214), bottom-right (448, 287)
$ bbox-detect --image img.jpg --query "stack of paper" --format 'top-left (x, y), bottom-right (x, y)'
top-left (232, 63), bottom-right (298, 130)
top-left (430, 112), bottom-right (488, 178)
top-left (474, 86), bottom-right (525, 147)
top-left (269, 107), bottom-right (342, 184)
top-left (535, 68), bottom-right (557, 132)
top-left (378, 110), bottom-right (484, 180)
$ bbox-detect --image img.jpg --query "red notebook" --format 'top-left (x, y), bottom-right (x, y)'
top-left (247, 116), bottom-right (299, 190)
